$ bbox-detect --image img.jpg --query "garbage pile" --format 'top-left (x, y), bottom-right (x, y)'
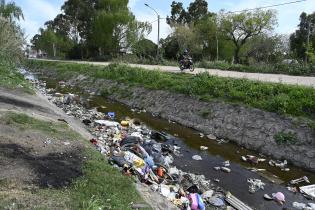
top-left (34, 81), bottom-right (229, 210)
top-left (32, 78), bottom-right (315, 210)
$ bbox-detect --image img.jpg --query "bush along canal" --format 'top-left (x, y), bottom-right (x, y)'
top-left (26, 68), bottom-right (315, 210)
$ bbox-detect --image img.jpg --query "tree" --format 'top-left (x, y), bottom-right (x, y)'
top-left (166, 1), bottom-right (187, 25)
top-left (160, 35), bottom-right (179, 60)
top-left (167, 0), bottom-right (208, 25)
top-left (242, 35), bottom-right (288, 64)
top-left (290, 12), bottom-right (315, 62)
top-left (133, 39), bottom-right (157, 59)
top-left (173, 25), bottom-right (203, 60)
top-left (220, 9), bottom-right (277, 63)
top-left (194, 13), bottom-right (218, 60)
top-left (90, 0), bottom-right (135, 56)
top-left (0, 17), bottom-right (24, 63)
top-left (187, 0), bottom-right (208, 23)
top-left (0, 0), bottom-right (23, 22)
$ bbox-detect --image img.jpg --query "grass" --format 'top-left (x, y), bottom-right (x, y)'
top-left (0, 63), bottom-right (33, 93)
top-left (274, 132), bottom-right (298, 145)
top-left (0, 112), bottom-right (148, 210)
top-left (27, 60), bottom-right (315, 121)
top-left (196, 60), bottom-right (315, 76)
top-left (2, 112), bottom-right (81, 140)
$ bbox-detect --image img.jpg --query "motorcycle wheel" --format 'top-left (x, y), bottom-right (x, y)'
top-left (179, 65), bottom-right (184, 71)
top-left (189, 64), bottom-right (195, 72)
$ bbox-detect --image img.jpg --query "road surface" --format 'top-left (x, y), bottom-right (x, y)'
top-left (32, 58), bottom-right (315, 88)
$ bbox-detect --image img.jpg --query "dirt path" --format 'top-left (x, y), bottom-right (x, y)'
top-left (31, 58), bottom-right (315, 88)
top-left (0, 88), bottom-right (93, 140)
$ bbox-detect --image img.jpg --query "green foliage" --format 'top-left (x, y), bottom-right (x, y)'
top-left (32, 0), bottom-right (151, 59)
top-left (0, 65), bottom-right (32, 92)
top-left (274, 132), bottom-right (298, 145)
top-left (167, 0), bottom-right (209, 25)
top-left (196, 60), bottom-right (314, 76)
top-left (2, 112), bottom-right (81, 140)
top-left (290, 12), bottom-right (315, 61)
top-left (220, 9), bottom-right (277, 63)
top-left (70, 149), bottom-right (148, 210)
top-left (0, 0), bottom-right (24, 21)
top-left (27, 60), bottom-right (315, 119)
top-left (132, 38), bottom-right (157, 59)
top-left (0, 17), bottom-right (24, 64)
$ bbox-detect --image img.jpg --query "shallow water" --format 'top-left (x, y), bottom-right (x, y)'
top-left (40, 75), bottom-right (315, 209)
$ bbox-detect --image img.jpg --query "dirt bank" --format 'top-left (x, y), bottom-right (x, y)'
top-left (66, 75), bottom-right (315, 172)
top-left (0, 87), bottom-right (176, 210)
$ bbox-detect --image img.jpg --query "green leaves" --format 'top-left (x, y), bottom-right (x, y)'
top-left (220, 9), bottom-right (277, 63)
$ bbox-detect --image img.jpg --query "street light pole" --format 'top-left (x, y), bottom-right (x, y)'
top-left (145, 3), bottom-right (160, 59)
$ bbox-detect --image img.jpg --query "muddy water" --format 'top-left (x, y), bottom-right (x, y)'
top-left (41, 76), bottom-right (314, 209)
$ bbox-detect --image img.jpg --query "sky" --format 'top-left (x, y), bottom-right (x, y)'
top-left (15, 0), bottom-right (315, 44)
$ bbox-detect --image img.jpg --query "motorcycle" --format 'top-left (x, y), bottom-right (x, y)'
top-left (179, 57), bottom-right (194, 72)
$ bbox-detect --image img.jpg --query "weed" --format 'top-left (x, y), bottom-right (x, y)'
top-left (274, 132), bottom-right (298, 145)
top-left (200, 110), bottom-right (212, 119)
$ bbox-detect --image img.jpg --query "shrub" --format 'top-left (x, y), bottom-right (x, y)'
top-left (274, 132), bottom-right (298, 145)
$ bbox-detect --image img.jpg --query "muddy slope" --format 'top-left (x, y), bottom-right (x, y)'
top-left (64, 75), bottom-right (315, 172)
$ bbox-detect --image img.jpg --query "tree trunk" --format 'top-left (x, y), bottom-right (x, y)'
top-left (234, 46), bottom-right (241, 64)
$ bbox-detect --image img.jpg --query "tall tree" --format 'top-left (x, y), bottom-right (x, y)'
top-left (167, 1), bottom-right (187, 25)
top-left (0, 0), bottom-right (23, 21)
top-left (167, 0), bottom-right (208, 25)
top-left (290, 12), bottom-right (315, 62)
top-left (220, 9), bottom-right (277, 63)
top-left (187, 0), bottom-right (208, 23)
top-left (0, 17), bottom-right (24, 63)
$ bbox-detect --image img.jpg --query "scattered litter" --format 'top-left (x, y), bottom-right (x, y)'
top-left (269, 159), bottom-right (289, 171)
top-left (200, 146), bottom-right (208, 151)
top-left (209, 196), bottom-right (225, 207)
top-left (221, 167), bottom-right (231, 173)
top-left (63, 142), bottom-right (70, 146)
top-left (207, 134), bottom-right (217, 140)
top-left (263, 194), bottom-right (273, 200)
top-left (121, 120), bottom-right (129, 126)
top-left (290, 176), bottom-right (310, 185)
top-left (226, 192), bottom-right (253, 210)
top-left (300, 184), bottom-right (315, 199)
top-left (202, 190), bottom-right (214, 199)
top-left (199, 133), bottom-right (205, 138)
top-left (292, 202), bottom-right (306, 209)
top-left (223, 160), bottom-right (230, 167)
top-left (241, 155), bottom-right (265, 164)
top-left (192, 155), bottom-right (203, 161)
top-left (94, 120), bottom-right (120, 127)
top-left (107, 112), bottom-right (115, 119)
top-left (247, 179), bottom-right (265, 193)
top-left (272, 192), bottom-right (285, 205)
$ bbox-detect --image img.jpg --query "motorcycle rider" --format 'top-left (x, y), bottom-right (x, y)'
top-left (179, 49), bottom-right (192, 68)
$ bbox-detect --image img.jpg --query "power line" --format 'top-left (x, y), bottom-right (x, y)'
top-left (227, 0), bottom-right (307, 13)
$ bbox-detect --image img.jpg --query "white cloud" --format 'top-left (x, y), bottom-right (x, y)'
top-left (18, 0), bottom-right (63, 43)
top-left (128, 0), bottom-right (141, 10)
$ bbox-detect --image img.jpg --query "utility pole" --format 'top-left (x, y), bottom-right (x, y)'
top-left (158, 14), bottom-right (160, 58)
top-left (216, 32), bottom-right (219, 61)
top-left (305, 20), bottom-right (311, 64)
top-left (145, 3), bottom-right (160, 59)
top-left (53, 43), bottom-right (56, 58)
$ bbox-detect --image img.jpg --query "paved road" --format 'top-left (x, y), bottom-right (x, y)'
top-left (32, 58), bottom-right (315, 88)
